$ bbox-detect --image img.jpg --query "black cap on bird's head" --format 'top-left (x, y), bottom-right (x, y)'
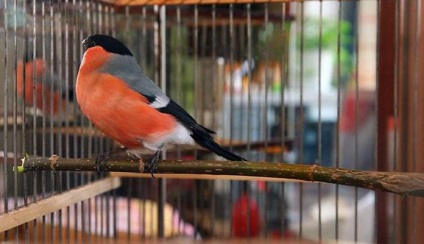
top-left (82, 34), bottom-right (133, 56)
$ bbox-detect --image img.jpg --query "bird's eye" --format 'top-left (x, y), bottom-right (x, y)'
top-left (82, 38), bottom-right (96, 51)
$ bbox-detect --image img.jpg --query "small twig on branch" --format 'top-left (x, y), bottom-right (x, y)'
top-left (15, 155), bottom-right (424, 198)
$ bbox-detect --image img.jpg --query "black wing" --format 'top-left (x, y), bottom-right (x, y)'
top-left (158, 100), bottom-right (245, 161)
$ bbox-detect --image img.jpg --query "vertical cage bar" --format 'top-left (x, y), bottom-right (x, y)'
top-left (21, 0), bottom-right (29, 241)
top-left (2, 0), bottom-right (9, 223)
top-left (49, 0), bottom-right (56, 241)
top-left (41, 0), bottom-right (47, 242)
top-left (157, 4), bottom-right (167, 239)
top-left (375, 3), bottom-right (381, 243)
top-left (280, 1), bottom-right (287, 165)
top-left (277, 2), bottom-right (287, 237)
top-left (65, 0), bottom-right (73, 240)
top-left (50, 0), bottom-right (56, 159)
top-left (411, 0), bottom-right (421, 241)
top-left (246, 4), bottom-right (252, 160)
top-left (41, 0), bottom-right (46, 159)
top-left (86, 0), bottom-right (94, 160)
top-left (298, 1), bottom-right (305, 239)
top-left (211, 4), bottom-right (217, 131)
top-left (229, 4), bottom-right (234, 150)
top-left (11, 4), bottom-right (19, 243)
top-left (153, 5), bottom-right (159, 83)
top-left (193, 4), bottom-right (199, 117)
top-left (317, 0), bottom-right (323, 241)
top-left (72, 0), bottom-right (78, 160)
top-left (80, 0), bottom-right (87, 160)
top-left (335, 0), bottom-right (342, 240)
top-left (245, 3), bottom-right (253, 239)
top-left (142, 8), bottom-right (148, 241)
top-left (112, 156), bottom-right (117, 234)
top-left (193, 4), bottom-right (199, 239)
top-left (12, 1), bottom-right (19, 232)
top-left (56, 0), bottom-right (69, 241)
top-left (99, 4), bottom-right (107, 241)
top-left (392, 0), bottom-right (400, 242)
top-left (31, 1), bottom-right (38, 242)
top-left (137, 178), bottom-right (142, 240)
top-left (228, 3), bottom-right (234, 238)
top-left (263, 5), bottom-right (269, 159)
top-left (111, 5), bottom-right (116, 39)
top-left (199, 20), bottom-right (206, 126)
top-left (82, 1), bottom-right (92, 242)
top-left (175, 6), bottom-right (182, 105)
top-left (31, 0), bottom-right (36, 156)
top-left (141, 9), bottom-right (148, 240)
top-left (353, 0), bottom-right (359, 240)
top-left (263, 3), bottom-right (270, 237)
top-left (100, 9), bottom-right (110, 238)
top-left (280, 1), bottom-right (287, 238)
top-left (64, 0), bottom-right (71, 160)
top-left (210, 4), bottom-right (218, 237)
top-left (73, 0), bottom-right (83, 238)
top-left (401, 0), bottom-right (411, 239)
top-left (86, 0), bottom-right (93, 242)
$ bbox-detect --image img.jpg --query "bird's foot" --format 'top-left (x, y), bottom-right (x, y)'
top-left (95, 153), bottom-right (110, 173)
top-left (145, 145), bottom-right (164, 178)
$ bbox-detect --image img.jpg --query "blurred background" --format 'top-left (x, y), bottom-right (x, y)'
top-left (0, 0), bottom-right (423, 243)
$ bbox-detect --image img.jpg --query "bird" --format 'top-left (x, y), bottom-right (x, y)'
top-left (16, 54), bottom-right (74, 117)
top-left (75, 34), bottom-right (245, 174)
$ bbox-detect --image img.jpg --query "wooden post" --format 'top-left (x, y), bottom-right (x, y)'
top-left (397, 0), bottom-right (424, 243)
top-left (376, 1), bottom-right (395, 243)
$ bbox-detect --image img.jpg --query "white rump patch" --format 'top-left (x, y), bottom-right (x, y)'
top-left (149, 96), bottom-right (170, 109)
top-left (137, 123), bottom-right (194, 152)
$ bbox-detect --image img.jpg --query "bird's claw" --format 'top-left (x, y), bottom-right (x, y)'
top-left (146, 151), bottom-right (161, 178)
top-left (95, 153), bottom-right (110, 173)
top-left (146, 161), bottom-right (158, 178)
top-left (146, 145), bottom-right (163, 178)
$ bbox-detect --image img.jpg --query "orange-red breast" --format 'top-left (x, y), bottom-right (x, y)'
top-left (76, 34), bottom-right (245, 163)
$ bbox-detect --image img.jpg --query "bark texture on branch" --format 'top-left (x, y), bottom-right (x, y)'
top-left (16, 155), bottom-right (424, 197)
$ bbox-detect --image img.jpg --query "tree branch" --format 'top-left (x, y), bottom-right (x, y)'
top-left (15, 155), bottom-right (424, 197)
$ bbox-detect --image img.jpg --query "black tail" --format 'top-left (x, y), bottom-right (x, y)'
top-left (158, 99), bottom-right (245, 161)
top-left (191, 128), bottom-right (246, 161)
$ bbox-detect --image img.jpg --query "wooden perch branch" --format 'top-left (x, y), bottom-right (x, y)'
top-left (16, 155), bottom-right (424, 197)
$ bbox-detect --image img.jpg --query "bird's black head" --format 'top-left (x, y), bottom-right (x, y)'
top-left (82, 34), bottom-right (133, 56)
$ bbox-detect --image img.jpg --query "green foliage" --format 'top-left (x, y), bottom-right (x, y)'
top-left (256, 22), bottom-right (292, 62)
top-left (301, 17), bottom-right (352, 50)
top-left (166, 16), bottom-right (354, 96)
top-left (300, 17), bottom-right (354, 87)
top-left (259, 23), bottom-right (275, 44)
top-left (257, 17), bottom-right (354, 88)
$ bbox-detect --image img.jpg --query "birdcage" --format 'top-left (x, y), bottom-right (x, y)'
top-left (0, 0), bottom-right (422, 243)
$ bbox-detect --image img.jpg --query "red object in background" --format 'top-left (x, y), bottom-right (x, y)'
top-left (232, 193), bottom-right (260, 237)
top-left (339, 90), bottom-right (375, 132)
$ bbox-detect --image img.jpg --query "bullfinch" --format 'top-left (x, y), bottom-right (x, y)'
top-left (17, 55), bottom-right (74, 116)
top-left (76, 34), bottom-right (245, 172)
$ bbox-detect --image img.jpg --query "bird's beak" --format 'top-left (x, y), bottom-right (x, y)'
top-left (82, 37), bottom-right (95, 52)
